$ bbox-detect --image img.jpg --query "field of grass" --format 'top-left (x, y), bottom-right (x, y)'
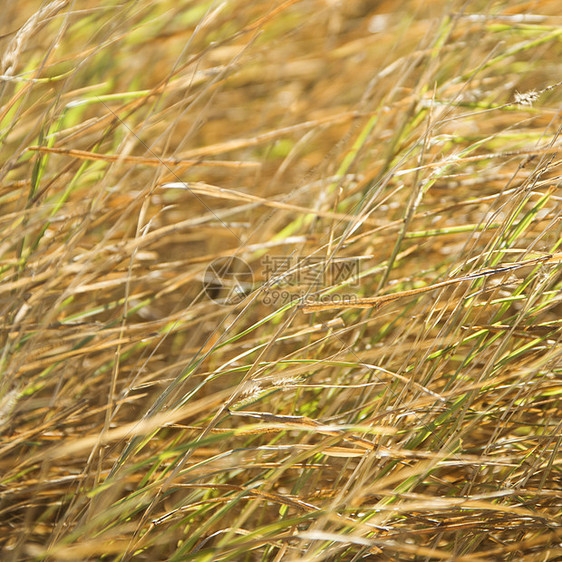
top-left (1, 0), bottom-right (561, 560)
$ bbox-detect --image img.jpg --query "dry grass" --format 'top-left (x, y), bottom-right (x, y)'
top-left (1, 0), bottom-right (561, 560)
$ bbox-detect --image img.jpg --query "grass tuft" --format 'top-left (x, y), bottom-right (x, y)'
top-left (1, 1), bottom-right (561, 560)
